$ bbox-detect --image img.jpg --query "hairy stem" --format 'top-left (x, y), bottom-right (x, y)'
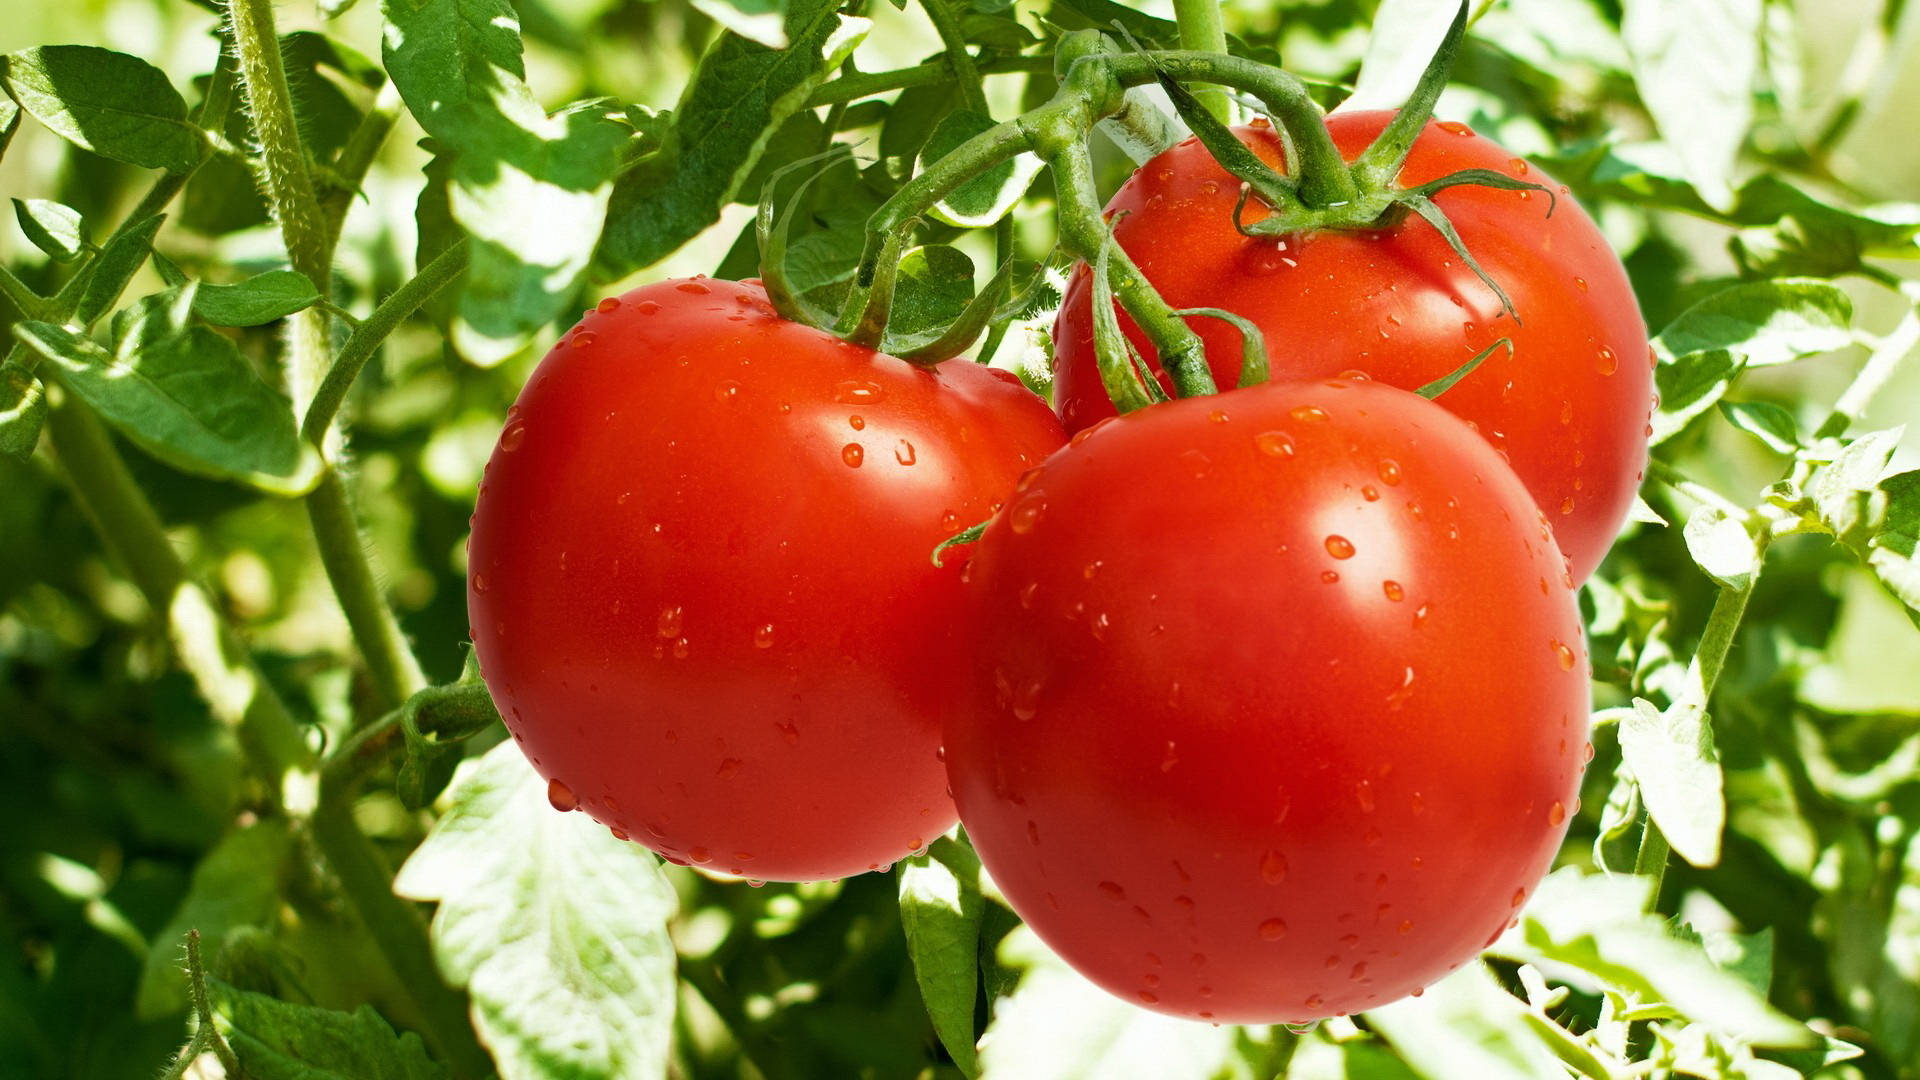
top-left (1172, 0), bottom-right (1231, 123)
top-left (304, 240), bottom-right (470, 444)
top-left (307, 472), bottom-right (428, 707)
top-left (806, 55), bottom-right (1054, 107)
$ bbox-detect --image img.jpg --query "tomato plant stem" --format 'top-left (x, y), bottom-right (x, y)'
top-left (42, 396), bottom-right (316, 791)
top-left (307, 471), bottom-right (429, 707)
top-left (303, 239), bottom-right (471, 444)
top-left (1172, 0), bottom-right (1232, 123)
top-left (806, 55), bottom-right (1054, 107)
top-left (1818, 300), bottom-right (1920, 441)
top-left (0, 265), bottom-right (46, 321)
top-left (922, 0), bottom-right (987, 115)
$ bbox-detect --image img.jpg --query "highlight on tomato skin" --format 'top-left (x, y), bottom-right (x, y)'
top-left (466, 276), bottom-right (1066, 883)
top-left (1052, 111), bottom-right (1654, 585)
top-left (944, 377), bottom-right (1591, 1024)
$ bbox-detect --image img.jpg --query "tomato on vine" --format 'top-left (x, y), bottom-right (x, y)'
top-left (945, 377), bottom-right (1589, 1023)
top-left (468, 278), bottom-right (1065, 882)
top-left (1053, 112), bottom-right (1653, 583)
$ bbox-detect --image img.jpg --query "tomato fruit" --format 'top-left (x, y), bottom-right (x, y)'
top-left (468, 278), bottom-right (1065, 882)
top-left (1052, 111), bottom-right (1652, 583)
top-left (944, 377), bottom-right (1588, 1023)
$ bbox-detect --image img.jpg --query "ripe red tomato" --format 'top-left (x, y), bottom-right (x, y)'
top-left (1052, 111), bottom-right (1652, 583)
top-left (945, 377), bottom-right (1588, 1023)
top-left (468, 278), bottom-right (1065, 882)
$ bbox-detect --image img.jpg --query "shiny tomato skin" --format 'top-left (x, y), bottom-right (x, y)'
top-left (469, 278), bottom-right (1065, 882)
top-left (1052, 111), bottom-right (1652, 583)
top-left (945, 378), bottom-right (1588, 1023)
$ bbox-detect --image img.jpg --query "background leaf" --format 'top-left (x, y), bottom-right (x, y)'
top-left (0, 45), bottom-right (200, 172)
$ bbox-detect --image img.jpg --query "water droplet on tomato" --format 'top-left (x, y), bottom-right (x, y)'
top-left (547, 779), bottom-right (578, 812)
top-left (597, 296), bottom-right (621, 313)
top-left (672, 636), bottom-right (690, 660)
top-left (1551, 639), bottom-right (1575, 670)
top-left (848, 415), bottom-right (865, 430)
top-left (1089, 612), bottom-right (1111, 641)
top-left (498, 421), bottom-right (526, 452)
top-left (753, 623), bottom-right (776, 649)
top-left (609, 827), bottom-right (630, 841)
top-left (1437, 120), bottom-right (1473, 136)
top-left (1010, 679), bottom-right (1043, 720)
top-left (1321, 570), bottom-right (1341, 584)
top-left (675, 281), bottom-right (710, 294)
top-left (1325, 535), bottom-right (1355, 559)
top-left (571, 331), bottom-right (597, 349)
top-left (1548, 800), bottom-right (1567, 825)
top-left (1259, 918), bottom-right (1288, 940)
top-left (1290, 405), bottom-right (1328, 423)
top-left (1136, 990), bottom-right (1159, 1004)
top-left (1099, 881), bottom-right (1126, 900)
top-left (894, 440), bottom-right (916, 466)
top-left (1180, 449), bottom-right (1212, 478)
top-left (715, 758), bottom-right (741, 780)
top-left (472, 572), bottom-right (489, 593)
top-left (657, 606), bottom-right (683, 638)
top-left (841, 443), bottom-right (864, 468)
top-left (1511, 887), bottom-right (1527, 907)
top-left (1254, 430), bottom-right (1295, 458)
top-left (1009, 495), bottom-right (1046, 534)
top-left (834, 380), bottom-right (885, 404)
top-left (1382, 580), bottom-right (1404, 602)
top-left (1260, 849), bottom-right (1288, 884)
top-left (1356, 779), bottom-right (1377, 813)
top-left (714, 380), bottom-right (741, 403)
top-left (1386, 667), bottom-right (1415, 710)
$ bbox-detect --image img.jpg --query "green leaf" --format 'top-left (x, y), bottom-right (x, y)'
top-left (1718, 400), bottom-right (1799, 454)
top-left (0, 362), bottom-right (46, 458)
top-left (12, 198), bottom-right (87, 262)
top-left (0, 46), bottom-right (201, 173)
top-left (690, 0), bottom-right (790, 48)
top-left (1682, 505), bottom-right (1757, 591)
top-left (921, 109), bottom-right (1043, 228)
top-left (75, 212), bottom-right (164, 327)
top-left (1812, 428), bottom-right (1901, 546)
top-left (136, 820), bottom-right (293, 1018)
top-left (1652, 349), bottom-right (1742, 445)
top-left (1339, 0), bottom-right (1462, 113)
top-left (191, 271), bottom-right (324, 326)
top-left (1867, 471), bottom-right (1920, 614)
top-left (0, 95), bottom-right (18, 160)
top-left (1620, 0), bottom-right (1760, 209)
top-left (976, 925), bottom-right (1248, 1078)
top-left (595, 0), bottom-right (869, 279)
top-left (887, 245), bottom-right (976, 341)
top-left (207, 977), bottom-right (448, 1080)
top-left (383, 0), bottom-right (630, 365)
top-left (1499, 868), bottom-right (1814, 1048)
top-left (900, 834), bottom-right (984, 1077)
top-left (393, 741), bottom-right (678, 1080)
top-left (1365, 963), bottom-right (1574, 1080)
top-left (13, 290), bottom-right (323, 495)
top-left (1619, 697), bottom-right (1724, 867)
top-left (1653, 280), bottom-right (1852, 368)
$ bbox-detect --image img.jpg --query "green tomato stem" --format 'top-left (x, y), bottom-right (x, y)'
top-left (805, 55), bottom-right (1055, 107)
top-left (306, 471), bottom-right (429, 708)
top-left (1816, 298), bottom-right (1920, 441)
top-left (1171, 0), bottom-right (1232, 124)
top-left (224, 0), bottom-right (330, 300)
top-left (303, 239), bottom-right (470, 445)
top-left (321, 79), bottom-right (405, 255)
top-left (42, 395), bottom-right (316, 791)
top-left (922, 0), bottom-right (988, 115)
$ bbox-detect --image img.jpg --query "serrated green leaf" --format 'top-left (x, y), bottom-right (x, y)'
top-left (393, 741), bottom-right (678, 1080)
top-left (595, 0), bottom-right (869, 279)
top-left (0, 46), bottom-right (201, 173)
top-left (1621, 0), bottom-right (1760, 209)
top-left (0, 96), bottom-right (18, 160)
top-left (12, 198), bottom-right (87, 262)
top-left (0, 362), bottom-right (46, 458)
top-left (1718, 400), bottom-right (1799, 453)
top-left (921, 109), bottom-right (1044, 228)
top-left (1866, 470), bottom-right (1920, 614)
top-left (136, 820), bottom-right (292, 1018)
top-left (208, 977), bottom-right (448, 1080)
top-left (1652, 349), bottom-right (1742, 445)
top-left (900, 834), bottom-right (984, 1077)
top-left (1594, 767), bottom-right (1643, 873)
top-left (75, 212), bottom-right (164, 327)
top-left (1498, 867), bottom-right (1813, 1048)
top-left (1619, 697), bottom-right (1723, 867)
top-left (977, 925), bottom-right (1250, 1079)
top-left (1365, 963), bottom-right (1573, 1080)
top-left (690, 0), bottom-right (790, 48)
top-left (13, 291), bottom-right (322, 495)
top-left (1653, 280), bottom-right (1852, 368)
top-left (383, 0), bottom-right (628, 365)
top-left (888, 245), bottom-right (976, 340)
top-left (1813, 428), bottom-right (1901, 545)
top-left (1682, 505), bottom-right (1757, 590)
top-left (192, 270), bottom-right (323, 326)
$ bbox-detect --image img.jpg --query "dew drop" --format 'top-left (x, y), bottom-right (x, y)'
top-left (1259, 918), bottom-right (1288, 940)
top-left (1550, 639), bottom-right (1576, 670)
top-left (472, 572), bottom-right (489, 593)
top-left (547, 778), bottom-right (578, 812)
top-left (753, 623), bottom-right (776, 649)
top-left (1321, 570), bottom-right (1341, 584)
top-left (1018, 582), bottom-right (1039, 609)
top-left (1011, 680), bottom-right (1043, 721)
top-left (635, 300), bottom-right (660, 315)
top-left (1377, 458), bottom-right (1402, 486)
top-left (1574, 277), bottom-right (1589, 293)
top-left (597, 296), bottom-right (622, 313)
top-left (1137, 991), bottom-right (1159, 1004)
top-left (1362, 485), bottom-right (1380, 502)
top-left (1356, 778), bottom-right (1377, 813)
top-left (672, 636), bottom-right (690, 660)
top-left (1350, 961), bottom-right (1369, 981)
top-left (675, 281), bottom-right (710, 294)
top-left (1254, 430), bottom-right (1296, 458)
top-left (610, 827), bottom-right (630, 841)
top-left (1304, 993), bottom-right (1326, 1010)
top-left (1511, 887), bottom-right (1527, 907)
top-left (716, 758), bottom-right (741, 780)
top-left (1260, 849), bottom-right (1288, 884)
top-left (1596, 347), bottom-right (1618, 376)
top-left (1027, 820), bottom-right (1041, 846)
top-left (1325, 535), bottom-right (1356, 559)
top-left (1382, 580), bottom-right (1405, 602)
top-left (714, 379), bottom-right (742, 403)
top-left (689, 846), bottom-right (712, 863)
top-left (657, 605), bottom-right (683, 638)
top-left (1386, 666), bottom-right (1415, 710)
top-left (571, 331), bottom-right (597, 349)
top-left (1099, 881), bottom-right (1126, 900)
top-left (848, 415), bottom-right (865, 430)
top-left (499, 422), bottom-right (526, 452)
top-left (1548, 800), bottom-right (1567, 825)
top-left (834, 380), bottom-right (886, 405)
top-left (894, 440), bottom-right (916, 466)
top-left (1180, 449), bottom-right (1212, 478)
top-left (1290, 404), bottom-right (1329, 423)
top-left (1009, 495), bottom-right (1046, 534)
top-left (1437, 120), bottom-right (1473, 136)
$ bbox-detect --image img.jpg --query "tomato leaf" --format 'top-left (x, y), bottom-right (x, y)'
top-left (75, 212), bottom-right (164, 327)
top-left (192, 270), bottom-right (324, 327)
top-left (13, 290), bottom-right (323, 495)
top-left (1653, 280), bottom-right (1852, 369)
top-left (0, 362), bottom-right (46, 458)
top-left (12, 198), bottom-right (87, 263)
top-left (207, 976), bottom-right (448, 1080)
top-left (136, 819), bottom-right (293, 1019)
top-left (0, 45), bottom-right (202, 173)
top-left (1811, 428), bottom-right (1901, 547)
top-left (1364, 963), bottom-right (1574, 1080)
top-left (382, 0), bottom-right (628, 365)
top-left (595, 0), bottom-right (868, 280)
top-left (1337, 0), bottom-right (1461, 115)
top-left (887, 245), bottom-right (976, 340)
top-left (921, 109), bottom-right (1044, 228)
top-left (977, 924), bottom-right (1256, 1078)
top-left (393, 741), bottom-right (678, 1080)
top-left (899, 834), bottom-right (985, 1078)
top-left (0, 96), bottom-right (19, 161)
top-left (1866, 471), bottom-right (1920, 615)
top-left (690, 0), bottom-right (791, 49)
top-left (1496, 867), bottom-right (1814, 1048)
top-left (1718, 400), bottom-right (1799, 454)
top-left (1620, 0), bottom-right (1760, 210)
top-left (1619, 697), bottom-right (1724, 868)
top-left (1682, 505), bottom-right (1757, 591)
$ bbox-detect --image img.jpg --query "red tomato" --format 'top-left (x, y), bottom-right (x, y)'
top-left (469, 278), bottom-right (1065, 882)
top-left (1052, 112), bottom-right (1652, 583)
top-left (945, 378), bottom-right (1588, 1023)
